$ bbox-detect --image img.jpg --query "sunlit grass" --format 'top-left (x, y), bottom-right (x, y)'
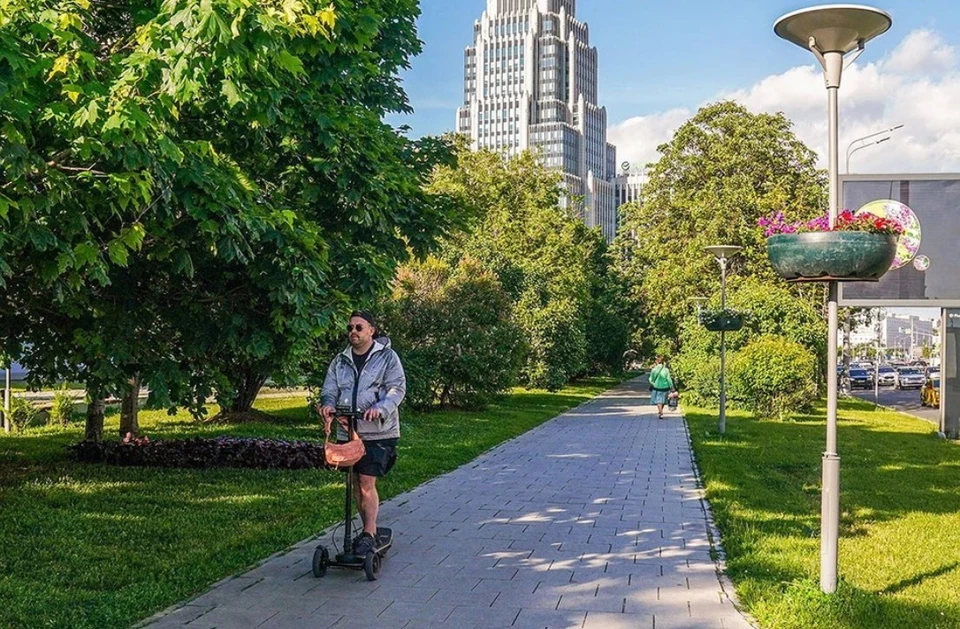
top-left (0, 377), bottom-right (620, 629)
top-left (685, 397), bottom-right (960, 629)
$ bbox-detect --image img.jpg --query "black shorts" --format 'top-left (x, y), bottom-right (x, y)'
top-left (339, 438), bottom-right (398, 478)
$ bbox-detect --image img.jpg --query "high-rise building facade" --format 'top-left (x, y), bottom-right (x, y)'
top-left (457, 0), bottom-right (619, 241)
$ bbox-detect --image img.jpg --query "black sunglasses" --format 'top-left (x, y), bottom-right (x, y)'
top-left (346, 324), bottom-right (365, 332)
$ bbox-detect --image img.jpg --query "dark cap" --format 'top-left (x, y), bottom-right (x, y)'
top-left (350, 310), bottom-right (376, 328)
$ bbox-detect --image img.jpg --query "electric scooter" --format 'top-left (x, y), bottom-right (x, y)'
top-left (313, 406), bottom-right (393, 581)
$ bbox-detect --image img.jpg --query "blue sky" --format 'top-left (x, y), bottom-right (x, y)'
top-left (388, 0), bottom-right (960, 138)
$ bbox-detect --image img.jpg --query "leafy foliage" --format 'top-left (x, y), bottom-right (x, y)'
top-left (49, 386), bottom-right (75, 426)
top-left (728, 335), bottom-right (816, 420)
top-left (0, 0), bottom-right (463, 423)
top-left (613, 101), bottom-right (826, 357)
top-left (673, 277), bottom-right (825, 406)
top-left (8, 395), bottom-right (39, 433)
top-left (428, 148), bottom-right (628, 389)
top-left (381, 256), bottom-right (523, 410)
top-left (70, 436), bottom-right (328, 470)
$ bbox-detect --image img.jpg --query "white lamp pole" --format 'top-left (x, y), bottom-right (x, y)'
top-left (775, 4), bottom-right (892, 595)
top-left (3, 367), bottom-right (10, 433)
top-left (705, 245), bottom-right (742, 435)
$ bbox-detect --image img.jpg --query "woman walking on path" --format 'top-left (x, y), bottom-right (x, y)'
top-left (649, 357), bottom-right (674, 420)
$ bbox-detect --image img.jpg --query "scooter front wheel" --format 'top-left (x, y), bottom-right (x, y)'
top-left (363, 551), bottom-right (379, 581)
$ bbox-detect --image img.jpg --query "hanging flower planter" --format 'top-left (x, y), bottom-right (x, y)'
top-left (759, 210), bottom-right (902, 283)
top-left (699, 308), bottom-right (744, 332)
top-left (767, 232), bottom-right (898, 282)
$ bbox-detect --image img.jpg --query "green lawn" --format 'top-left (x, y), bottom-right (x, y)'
top-left (0, 377), bottom-right (621, 629)
top-left (686, 398), bottom-right (960, 629)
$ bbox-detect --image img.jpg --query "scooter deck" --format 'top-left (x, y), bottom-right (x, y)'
top-left (331, 528), bottom-right (394, 566)
top-left (375, 527), bottom-right (393, 555)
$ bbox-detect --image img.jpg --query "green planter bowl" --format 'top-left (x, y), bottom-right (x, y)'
top-left (767, 232), bottom-right (898, 282)
top-left (702, 314), bottom-right (743, 332)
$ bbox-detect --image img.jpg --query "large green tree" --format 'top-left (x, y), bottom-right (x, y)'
top-left (429, 148), bottom-right (629, 389)
top-left (613, 101), bottom-right (826, 357)
top-left (0, 0), bottom-right (463, 432)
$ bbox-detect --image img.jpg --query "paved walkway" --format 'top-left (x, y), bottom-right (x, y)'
top-left (144, 379), bottom-right (752, 629)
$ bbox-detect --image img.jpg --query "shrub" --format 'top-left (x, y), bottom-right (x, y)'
top-left (8, 396), bottom-right (40, 433)
top-left (381, 256), bottom-right (523, 410)
top-left (517, 293), bottom-right (586, 391)
top-left (728, 335), bottom-right (816, 419)
top-left (70, 437), bottom-right (328, 469)
top-left (49, 386), bottom-right (75, 426)
top-left (672, 351), bottom-right (721, 407)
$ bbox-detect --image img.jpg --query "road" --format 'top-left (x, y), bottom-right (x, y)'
top-left (850, 386), bottom-right (940, 424)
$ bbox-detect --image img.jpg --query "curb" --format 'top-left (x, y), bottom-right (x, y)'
top-left (680, 414), bottom-right (760, 629)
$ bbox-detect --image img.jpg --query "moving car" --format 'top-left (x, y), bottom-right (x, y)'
top-left (895, 367), bottom-right (925, 390)
top-left (921, 376), bottom-right (941, 408)
top-left (876, 365), bottom-right (897, 387)
top-left (847, 368), bottom-right (873, 390)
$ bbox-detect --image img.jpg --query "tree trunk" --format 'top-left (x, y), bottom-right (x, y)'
top-left (212, 368), bottom-right (269, 422)
top-left (119, 374), bottom-right (140, 437)
top-left (85, 397), bottom-right (106, 442)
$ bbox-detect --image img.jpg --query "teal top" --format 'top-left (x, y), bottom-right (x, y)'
top-left (649, 364), bottom-right (674, 391)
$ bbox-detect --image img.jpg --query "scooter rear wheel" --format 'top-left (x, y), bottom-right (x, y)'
top-left (312, 545), bottom-right (329, 578)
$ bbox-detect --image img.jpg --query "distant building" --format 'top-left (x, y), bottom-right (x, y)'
top-left (456, 0), bottom-right (618, 241)
top-left (613, 162), bottom-right (647, 238)
top-left (615, 162), bottom-right (646, 207)
top-left (850, 314), bottom-right (938, 359)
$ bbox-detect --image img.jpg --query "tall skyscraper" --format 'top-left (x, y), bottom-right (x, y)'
top-left (457, 0), bottom-right (619, 241)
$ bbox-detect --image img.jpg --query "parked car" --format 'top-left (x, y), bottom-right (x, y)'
top-left (876, 365), bottom-right (897, 387)
top-left (895, 367), bottom-right (925, 390)
top-left (847, 368), bottom-right (874, 390)
top-left (921, 376), bottom-right (941, 408)
top-left (925, 366), bottom-right (941, 379)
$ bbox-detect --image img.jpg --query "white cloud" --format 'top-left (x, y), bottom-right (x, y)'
top-left (608, 29), bottom-right (960, 175)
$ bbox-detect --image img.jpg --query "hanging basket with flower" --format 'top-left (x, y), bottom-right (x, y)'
top-left (759, 210), bottom-right (903, 282)
top-left (699, 308), bottom-right (745, 332)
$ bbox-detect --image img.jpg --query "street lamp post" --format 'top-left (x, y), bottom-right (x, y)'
top-left (3, 366), bottom-right (10, 433)
top-left (775, 4), bottom-right (892, 595)
top-left (705, 245), bottom-right (742, 435)
top-left (845, 124), bottom-right (903, 173)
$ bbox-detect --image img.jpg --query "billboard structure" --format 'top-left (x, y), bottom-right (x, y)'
top-left (839, 175), bottom-right (960, 307)
top-left (839, 174), bottom-right (960, 438)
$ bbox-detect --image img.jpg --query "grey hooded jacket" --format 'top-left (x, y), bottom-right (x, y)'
top-left (320, 337), bottom-right (405, 441)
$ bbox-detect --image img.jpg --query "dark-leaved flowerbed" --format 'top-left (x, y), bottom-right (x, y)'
top-left (0, 377), bottom-right (620, 629)
top-left (71, 436), bottom-right (329, 470)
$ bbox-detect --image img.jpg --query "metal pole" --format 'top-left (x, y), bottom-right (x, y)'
top-left (719, 256), bottom-right (728, 435)
top-left (821, 51), bottom-right (842, 595)
top-left (3, 367), bottom-right (10, 433)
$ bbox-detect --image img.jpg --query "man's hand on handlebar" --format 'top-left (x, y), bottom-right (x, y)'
top-left (318, 404), bottom-right (338, 433)
top-left (363, 407), bottom-right (382, 423)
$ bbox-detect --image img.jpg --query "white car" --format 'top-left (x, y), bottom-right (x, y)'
top-left (895, 367), bottom-right (925, 390)
top-left (876, 366), bottom-right (897, 386)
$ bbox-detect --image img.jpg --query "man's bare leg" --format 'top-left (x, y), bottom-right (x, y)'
top-left (356, 473), bottom-right (379, 537)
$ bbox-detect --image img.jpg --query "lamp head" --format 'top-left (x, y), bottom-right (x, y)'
top-left (705, 245), bottom-right (743, 261)
top-left (774, 5), bottom-right (892, 54)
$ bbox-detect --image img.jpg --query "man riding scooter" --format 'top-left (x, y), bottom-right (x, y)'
top-left (319, 311), bottom-right (406, 557)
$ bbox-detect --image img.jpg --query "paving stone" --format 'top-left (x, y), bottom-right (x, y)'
top-left (141, 379), bottom-right (751, 629)
top-left (581, 611), bottom-right (653, 628)
top-left (511, 608), bottom-right (587, 629)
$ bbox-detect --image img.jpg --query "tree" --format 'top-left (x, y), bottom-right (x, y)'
top-left (672, 276), bottom-right (826, 406)
top-left (381, 255), bottom-right (523, 410)
top-left (428, 148), bottom-right (627, 389)
top-left (613, 101), bottom-right (826, 357)
top-left (0, 0), bottom-right (464, 433)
